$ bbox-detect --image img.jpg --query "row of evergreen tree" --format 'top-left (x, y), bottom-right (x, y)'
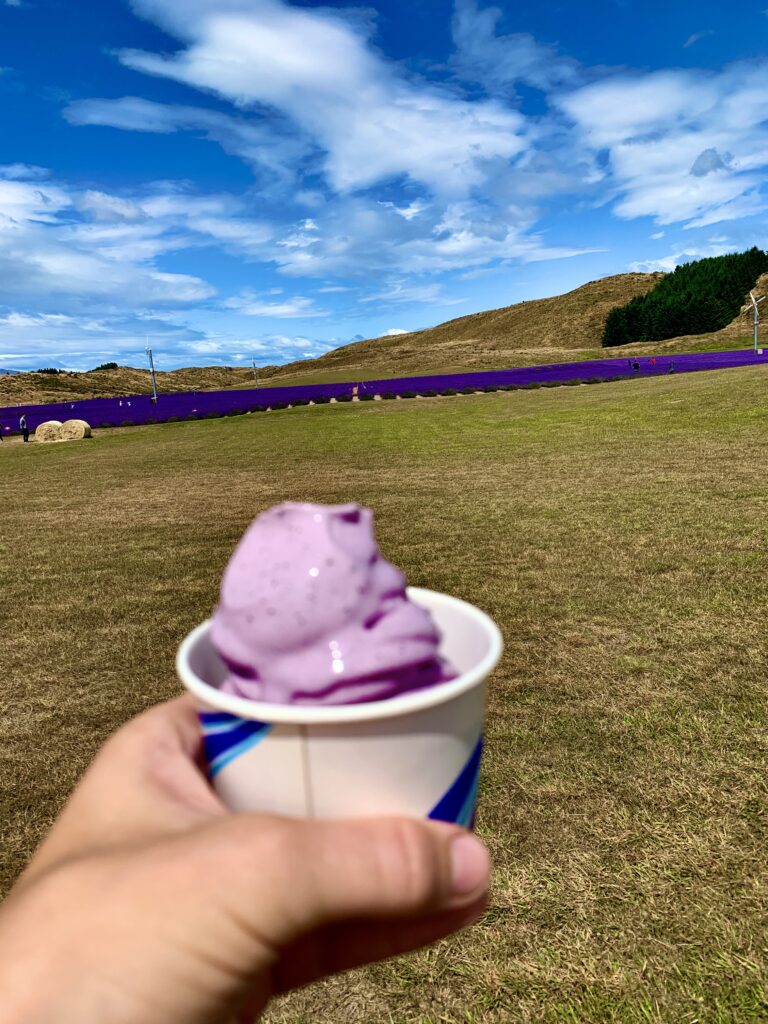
top-left (602, 247), bottom-right (768, 346)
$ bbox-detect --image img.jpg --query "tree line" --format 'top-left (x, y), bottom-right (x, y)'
top-left (602, 247), bottom-right (768, 346)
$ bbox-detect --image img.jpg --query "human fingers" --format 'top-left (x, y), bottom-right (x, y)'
top-left (148, 813), bottom-right (490, 1009)
top-left (205, 814), bottom-right (491, 948)
top-left (268, 896), bottom-right (488, 993)
top-left (3, 813), bottom-right (490, 1024)
top-left (23, 695), bottom-right (223, 883)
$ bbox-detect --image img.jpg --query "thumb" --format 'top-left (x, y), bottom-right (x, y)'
top-left (194, 814), bottom-right (490, 950)
top-left (121, 815), bottom-right (490, 1021)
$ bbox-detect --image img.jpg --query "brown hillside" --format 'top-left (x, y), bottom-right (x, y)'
top-left (0, 364), bottom-right (257, 407)
top-left (4, 271), bottom-right (766, 406)
top-left (260, 270), bottom-right (768, 383)
top-left (292, 272), bottom-right (664, 375)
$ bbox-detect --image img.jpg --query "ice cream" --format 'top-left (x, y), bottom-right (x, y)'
top-left (210, 502), bottom-right (456, 704)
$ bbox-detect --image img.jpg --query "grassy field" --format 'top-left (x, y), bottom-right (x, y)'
top-left (2, 368), bottom-right (768, 1022)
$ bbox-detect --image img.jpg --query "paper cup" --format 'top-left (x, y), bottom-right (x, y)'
top-left (176, 587), bottom-right (502, 824)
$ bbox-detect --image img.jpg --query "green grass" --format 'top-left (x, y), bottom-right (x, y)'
top-left (2, 367), bottom-right (768, 1023)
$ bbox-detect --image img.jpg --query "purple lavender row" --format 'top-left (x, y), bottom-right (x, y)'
top-left (1, 349), bottom-right (765, 435)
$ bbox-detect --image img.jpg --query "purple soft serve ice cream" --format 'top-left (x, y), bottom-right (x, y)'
top-left (210, 502), bottom-right (455, 704)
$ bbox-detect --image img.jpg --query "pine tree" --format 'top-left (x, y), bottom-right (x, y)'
top-left (602, 248), bottom-right (768, 346)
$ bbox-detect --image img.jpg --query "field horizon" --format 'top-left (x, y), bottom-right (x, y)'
top-left (3, 365), bottom-right (768, 1022)
top-left (4, 268), bottom-right (767, 407)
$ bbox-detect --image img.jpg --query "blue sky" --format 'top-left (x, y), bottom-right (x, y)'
top-left (1, 0), bottom-right (767, 371)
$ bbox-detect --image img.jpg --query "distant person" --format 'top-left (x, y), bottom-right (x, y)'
top-left (668, 361), bottom-right (676, 374)
top-left (632, 360), bottom-right (640, 373)
top-left (627, 359), bottom-right (632, 368)
top-left (651, 357), bottom-right (657, 367)
top-left (19, 414), bottom-right (29, 443)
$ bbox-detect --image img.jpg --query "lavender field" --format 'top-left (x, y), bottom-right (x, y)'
top-left (1, 348), bottom-right (765, 436)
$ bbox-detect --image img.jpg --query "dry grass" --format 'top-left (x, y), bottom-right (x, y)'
top-left (60, 419), bottom-right (92, 441)
top-left (33, 419), bottom-right (63, 443)
top-left (2, 367), bottom-right (768, 1022)
top-left (0, 363), bottom-right (258, 406)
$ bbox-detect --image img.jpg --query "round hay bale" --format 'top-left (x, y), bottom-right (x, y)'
top-left (61, 419), bottom-right (92, 440)
top-left (34, 420), bottom-right (63, 443)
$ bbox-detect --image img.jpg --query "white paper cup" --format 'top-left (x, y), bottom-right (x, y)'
top-left (176, 587), bottom-right (503, 823)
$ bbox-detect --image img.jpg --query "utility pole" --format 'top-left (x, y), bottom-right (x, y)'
top-left (252, 358), bottom-right (258, 386)
top-left (749, 292), bottom-right (765, 353)
top-left (146, 337), bottom-right (159, 403)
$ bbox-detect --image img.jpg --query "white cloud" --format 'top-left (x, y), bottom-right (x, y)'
top-left (0, 305), bottom-right (339, 371)
top-left (118, 0), bottom-right (527, 197)
top-left (240, 333), bottom-right (336, 358)
top-left (254, 194), bottom-right (598, 280)
top-left (452, 0), bottom-right (580, 96)
top-left (0, 310), bottom-right (210, 370)
top-left (361, 280), bottom-right (465, 306)
top-left (0, 175), bottom-right (215, 308)
top-left (379, 199), bottom-right (429, 221)
top-left (683, 194), bottom-right (768, 230)
top-left (58, 0), bottom-right (610, 293)
top-left (381, 328), bottom-right (409, 336)
top-left (66, 96), bottom-right (306, 186)
top-left (277, 223), bottom-right (320, 251)
top-left (0, 163), bottom-right (49, 180)
top-left (561, 63), bottom-right (768, 227)
top-left (77, 190), bottom-right (145, 221)
top-left (225, 291), bottom-right (329, 317)
top-left (194, 217), bottom-right (274, 254)
top-left (62, 221), bottom-right (182, 264)
top-left (628, 240), bottom-right (746, 274)
top-left (561, 73), bottom-right (719, 150)
top-left (684, 30), bottom-right (714, 49)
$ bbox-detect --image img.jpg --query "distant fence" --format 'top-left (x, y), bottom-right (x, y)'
top-left (2, 349), bottom-right (765, 436)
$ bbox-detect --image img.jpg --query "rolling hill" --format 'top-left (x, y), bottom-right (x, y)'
top-left (278, 272), bottom-right (665, 382)
top-left (4, 269), bottom-right (766, 406)
top-left (0, 364), bottom-right (257, 407)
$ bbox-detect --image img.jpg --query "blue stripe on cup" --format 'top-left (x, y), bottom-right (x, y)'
top-left (198, 712), bottom-right (272, 777)
top-left (428, 736), bottom-right (483, 826)
top-left (199, 711), bottom-right (239, 725)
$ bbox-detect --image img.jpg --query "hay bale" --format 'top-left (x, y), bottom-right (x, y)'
top-left (34, 420), bottom-right (63, 443)
top-left (61, 419), bottom-right (92, 440)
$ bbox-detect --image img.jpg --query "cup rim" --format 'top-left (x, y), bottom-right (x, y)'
top-left (176, 586), bottom-right (503, 724)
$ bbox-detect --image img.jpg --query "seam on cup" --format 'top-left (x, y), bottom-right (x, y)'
top-left (300, 725), bottom-right (315, 819)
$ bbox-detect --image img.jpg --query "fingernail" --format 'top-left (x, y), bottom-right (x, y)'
top-left (450, 833), bottom-right (490, 897)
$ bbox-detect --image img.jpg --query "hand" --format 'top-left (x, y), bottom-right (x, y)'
top-left (0, 696), bottom-right (490, 1023)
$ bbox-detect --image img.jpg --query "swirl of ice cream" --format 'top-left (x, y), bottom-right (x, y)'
top-left (210, 502), bottom-right (454, 704)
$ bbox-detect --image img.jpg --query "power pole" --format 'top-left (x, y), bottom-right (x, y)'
top-left (749, 292), bottom-right (765, 353)
top-left (146, 338), bottom-right (159, 403)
